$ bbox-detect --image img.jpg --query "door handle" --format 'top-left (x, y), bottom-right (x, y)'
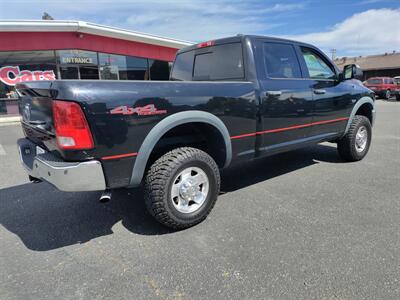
top-left (313, 89), bottom-right (326, 95)
top-left (265, 90), bottom-right (282, 97)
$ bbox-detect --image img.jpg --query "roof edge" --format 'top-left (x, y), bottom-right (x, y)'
top-left (0, 20), bottom-right (193, 49)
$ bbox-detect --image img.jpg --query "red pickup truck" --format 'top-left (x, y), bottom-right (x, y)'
top-left (364, 77), bottom-right (400, 100)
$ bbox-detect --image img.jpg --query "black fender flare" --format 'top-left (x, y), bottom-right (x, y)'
top-left (343, 96), bottom-right (375, 136)
top-left (129, 111), bottom-right (232, 186)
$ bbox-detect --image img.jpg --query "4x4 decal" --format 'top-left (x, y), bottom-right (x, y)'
top-left (110, 104), bottom-right (167, 116)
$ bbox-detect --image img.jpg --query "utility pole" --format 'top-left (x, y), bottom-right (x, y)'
top-left (330, 48), bottom-right (337, 61)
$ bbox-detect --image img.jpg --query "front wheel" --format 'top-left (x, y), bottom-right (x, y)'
top-left (337, 115), bottom-right (372, 161)
top-left (145, 147), bottom-right (220, 229)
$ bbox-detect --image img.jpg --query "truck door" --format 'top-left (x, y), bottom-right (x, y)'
top-left (256, 41), bottom-right (314, 155)
top-left (297, 46), bottom-right (353, 138)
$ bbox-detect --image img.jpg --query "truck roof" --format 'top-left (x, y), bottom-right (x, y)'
top-left (177, 34), bottom-right (313, 54)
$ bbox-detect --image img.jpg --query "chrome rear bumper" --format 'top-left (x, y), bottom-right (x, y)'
top-left (18, 138), bottom-right (106, 192)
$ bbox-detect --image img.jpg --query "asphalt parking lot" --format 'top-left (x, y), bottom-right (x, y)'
top-left (0, 100), bottom-right (399, 299)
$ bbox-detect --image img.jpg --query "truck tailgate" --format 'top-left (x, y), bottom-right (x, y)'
top-left (17, 81), bottom-right (58, 152)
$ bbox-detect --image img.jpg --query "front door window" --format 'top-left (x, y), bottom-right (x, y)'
top-left (301, 48), bottom-right (336, 80)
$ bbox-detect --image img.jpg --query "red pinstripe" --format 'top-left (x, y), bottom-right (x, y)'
top-left (101, 152), bottom-right (138, 160)
top-left (230, 117), bottom-right (349, 140)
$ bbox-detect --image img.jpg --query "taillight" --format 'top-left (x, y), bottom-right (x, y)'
top-left (52, 100), bottom-right (94, 150)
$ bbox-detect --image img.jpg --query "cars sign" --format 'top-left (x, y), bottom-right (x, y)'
top-left (0, 66), bottom-right (56, 86)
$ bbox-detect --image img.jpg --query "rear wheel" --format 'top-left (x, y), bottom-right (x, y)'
top-left (145, 147), bottom-right (220, 229)
top-left (337, 115), bottom-right (372, 162)
top-left (396, 94), bottom-right (400, 101)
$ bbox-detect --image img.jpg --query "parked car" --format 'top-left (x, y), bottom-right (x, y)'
top-left (16, 35), bottom-right (376, 229)
top-left (364, 77), bottom-right (400, 100)
top-left (394, 76), bottom-right (400, 86)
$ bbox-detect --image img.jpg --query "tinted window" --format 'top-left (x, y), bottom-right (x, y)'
top-left (193, 43), bottom-right (244, 80)
top-left (367, 79), bottom-right (382, 84)
top-left (193, 52), bottom-right (212, 79)
top-left (171, 50), bottom-right (194, 81)
top-left (301, 48), bottom-right (335, 79)
top-left (171, 43), bottom-right (244, 81)
top-left (263, 43), bottom-right (301, 78)
top-left (148, 59), bottom-right (170, 80)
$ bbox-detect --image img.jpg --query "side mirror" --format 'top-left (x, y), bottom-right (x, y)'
top-left (342, 64), bottom-right (363, 81)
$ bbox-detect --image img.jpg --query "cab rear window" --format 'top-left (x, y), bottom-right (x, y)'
top-left (171, 43), bottom-right (244, 81)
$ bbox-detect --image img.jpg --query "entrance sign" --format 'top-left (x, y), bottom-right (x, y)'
top-left (61, 57), bottom-right (94, 64)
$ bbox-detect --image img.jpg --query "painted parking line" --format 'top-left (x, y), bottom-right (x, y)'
top-left (0, 144), bottom-right (6, 155)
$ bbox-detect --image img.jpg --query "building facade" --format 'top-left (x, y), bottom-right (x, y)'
top-left (334, 52), bottom-right (400, 81)
top-left (0, 20), bottom-right (192, 117)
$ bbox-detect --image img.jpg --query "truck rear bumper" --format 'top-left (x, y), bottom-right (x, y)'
top-left (17, 138), bottom-right (106, 192)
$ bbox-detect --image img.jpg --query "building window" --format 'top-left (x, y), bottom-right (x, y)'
top-left (0, 50), bottom-right (57, 116)
top-left (99, 53), bottom-right (150, 80)
top-left (99, 53), bottom-right (124, 80)
top-left (57, 50), bottom-right (99, 80)
top-left (148, 59), bottom-right (170, 80)
top-left (57, 50), bottom-right (98, 65)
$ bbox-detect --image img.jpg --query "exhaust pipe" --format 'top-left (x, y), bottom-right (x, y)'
top-left (29, 175), bottom-right (42, 183)
top-left (99, 189), bottom-right (112, 203)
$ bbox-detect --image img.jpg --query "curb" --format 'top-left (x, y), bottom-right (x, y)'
top-left (0, 116), bottom-right (21, 125)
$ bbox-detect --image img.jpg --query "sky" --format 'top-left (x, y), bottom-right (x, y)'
top-left (0, 0), bottom-right (399, 57)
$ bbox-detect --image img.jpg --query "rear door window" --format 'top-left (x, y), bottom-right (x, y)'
top-left (263, 43), bottom-right (302, 78)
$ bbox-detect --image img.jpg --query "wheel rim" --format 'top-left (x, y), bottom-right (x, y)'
top-left (170, 167), bottom-right (209, 214)
top-left (386, 90), bottom-right (391, 99)
top-left (355, 125), bottom-right (368, 153)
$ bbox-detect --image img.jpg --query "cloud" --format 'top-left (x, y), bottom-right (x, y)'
top-left (0, 0), bottom-right (304, 42)
top-left (285, 8), bottom-right (400, 56)
top-left (358, 0), bottom-right (387, 4)
top-left (124, 0), bottom-right (303, 41)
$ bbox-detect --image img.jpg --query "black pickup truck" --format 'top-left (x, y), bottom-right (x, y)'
top-left (16, 35), bottom-right (375, 229)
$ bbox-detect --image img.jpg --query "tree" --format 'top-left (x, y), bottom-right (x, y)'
top-left (42, 12), bottom-right (54, 20)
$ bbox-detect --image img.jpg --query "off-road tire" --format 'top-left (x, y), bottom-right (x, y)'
top-left (337, 115), bottom-right (372, 162)
top-left (145, 147), bottom-right (220, 229)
